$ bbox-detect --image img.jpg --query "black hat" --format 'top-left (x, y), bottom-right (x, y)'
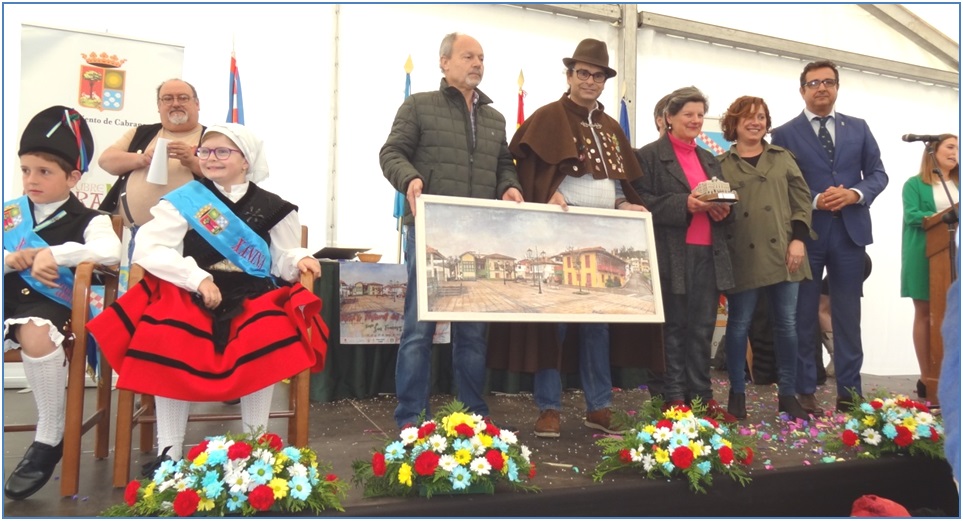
top-left (562, 38), bottom-right (617, 79)
top-left (18, 106), bottom-right (94, 173)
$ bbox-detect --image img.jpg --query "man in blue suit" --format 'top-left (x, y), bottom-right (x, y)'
top-left (771, 60), bottom-right (889, 414)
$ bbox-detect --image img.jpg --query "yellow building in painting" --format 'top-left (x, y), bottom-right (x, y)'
top-left (562, 247), bottom-right (627, 289)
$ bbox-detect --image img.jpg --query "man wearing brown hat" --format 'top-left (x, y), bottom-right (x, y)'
top-left (487, 38), bottom-right (659, 438)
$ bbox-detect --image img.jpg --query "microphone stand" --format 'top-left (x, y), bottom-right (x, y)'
top-left (927, 141), bottom-right (958, 282)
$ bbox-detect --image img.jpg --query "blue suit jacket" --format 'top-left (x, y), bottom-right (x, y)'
top-left (771, 111), bottom-right (889, 247)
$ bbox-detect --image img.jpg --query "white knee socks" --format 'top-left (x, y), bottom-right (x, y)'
top-left (20, 348), bottom-right (67, 447)
top-left (240, 385), bottom-right (274, 435)
top-left (154, 397), bottom-right (190, 460)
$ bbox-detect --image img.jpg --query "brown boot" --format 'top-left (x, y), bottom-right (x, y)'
top-left (796, 393), bottom-right (825, 416)
top-left (534, 409), bottom-right (560, 438)
top-left (585, 408), bottom-right (622, 434)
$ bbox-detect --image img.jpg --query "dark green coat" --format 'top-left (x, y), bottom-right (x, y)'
top-left (380, 79), bottom-right (521, 225)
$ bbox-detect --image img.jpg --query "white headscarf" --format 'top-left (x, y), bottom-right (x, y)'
top-left (202, 123), bottom-right (269, 183)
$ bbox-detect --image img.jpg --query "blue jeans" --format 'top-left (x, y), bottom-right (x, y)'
top-left (534, 323), bottom-right (612, 413)
top-left (661, 245), bottom-right (717, 403)
top-left (394, 227), bottom-right (489, 427)
top-left (725, 282), bottom-right (800, 396)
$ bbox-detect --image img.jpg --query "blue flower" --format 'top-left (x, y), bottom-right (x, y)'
top-left (916, 424), bottom-right (932, 438)
top-left (881, 423), bottom-right (897, 439)
top-left (226, 492), bottom-right (247, 512)
top-left (669, 433), bottom-right (689, 448)
top-left (307, 466), bottom-right (319, 485)
top-left (204, 479), bottom-right (224, 499)
top-left (709, 434), bottom-right (724, 450)
top-left (452, 439), bottom-right (473, 452)
top-left (845, 419), bottom-right (860, 431)
top-left (152, 460), bottom-right (178, 484)
top-left (201, 470), bottom-right (221, 489)
top-left (288, 476), bottom-right (312, 501)
top-left (636, 431), bottom-right (653, 444)
top-left (449, 466), bottom-right (472, 490)
top-left (384, 441), bottom-right (406, 462)
top-left (410, 442), bottom-right (427, 458)
top-left (662, 462), bottom-right (676, 473)
top-left (859, 403), bottom-right (875, 414)
top-left (205, 448), bottom-right (228, 467)
top-left (248, 460), bottom-right (273, 485)
top-left (696, 461), bottom-right (712, 475)
top-left (491, 438), bottom-right (509, 452)
top-left (505, 459), bottom-right (519, 482)
top-left (282, 446), bottom-right (302, 462)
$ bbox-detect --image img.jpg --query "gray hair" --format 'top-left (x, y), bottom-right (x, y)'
top-left (156, 78), bottom-right (199, 101)
top-left (665, 86), bottom-right (708, 117)
top-left (438, 32), bottom-right (460, 73)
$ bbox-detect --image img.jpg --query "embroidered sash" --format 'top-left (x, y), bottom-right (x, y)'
top-left (163, 181), bottom-right (272, 278)
top-left (2, 196), bottom-right (75, 308)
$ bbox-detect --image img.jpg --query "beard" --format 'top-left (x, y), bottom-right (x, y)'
top-left (168, 111), bottom-right (189, 125)
top-left (465, 70), bottom-right (482, 88)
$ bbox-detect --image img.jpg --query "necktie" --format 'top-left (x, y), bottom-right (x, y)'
top-left (816, 116), bottom-right (834, 162)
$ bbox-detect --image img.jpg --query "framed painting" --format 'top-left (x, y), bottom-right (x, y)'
top-left (414, 194), bottom-right (663, 323)
top-left (339, 262), bottom-right (450, 344)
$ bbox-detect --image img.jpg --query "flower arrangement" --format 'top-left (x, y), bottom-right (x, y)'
top-left (102, 431), bottom-right (348, 517)
top-left (593, 398), bottom-right (754, 494)
top-left (351, 401), bottom-right (538, 497)
top-left (826, 392), bottom-right (944, 460)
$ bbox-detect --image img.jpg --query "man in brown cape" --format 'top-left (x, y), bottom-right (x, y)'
top-left (487, 39), bottom-right (663, 438)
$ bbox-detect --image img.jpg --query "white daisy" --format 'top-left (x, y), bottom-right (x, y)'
top-left (207, 437), bottom-right (230, 452)
top-left (438, 454), bottom-right (459, 472)
top-left (469, 457), bottom-right (492, 476)
top-left (287, 462), bottom-right (308, 478)
top-left (653, 427), bottom-right (672, 443)
top-left (861, 428), bottom-right (882, 446)
top-left (630, 447), bottom-right (644, 462)
top-left (225, 469), bottom-right (252, 494)
top-left (428, 434), bottom-right (448, 453)
top-left (400, 427), bottom-right (419, 445)
top-left (520, 445), bottom-right (532, 463)
top-left (641, 454), bottom-right (656, 472)
top-left (470, 436), bottom-right (485, 455)
top-left (251, 448), bottom-right (275, 465)
top-left (499, 430), bottom-right (518, 445)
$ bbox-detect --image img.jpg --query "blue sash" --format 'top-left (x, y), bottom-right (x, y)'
top-left (2, 196), bottom-right (75, 308)
top-left (163, 181), bottom-right (272, 278)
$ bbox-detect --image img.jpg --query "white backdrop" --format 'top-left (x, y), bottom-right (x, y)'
top-left (2, 3), bottom-right (959, 376)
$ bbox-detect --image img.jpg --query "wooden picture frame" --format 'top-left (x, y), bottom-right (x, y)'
top-left (414, 194), bottom-right (664, 323)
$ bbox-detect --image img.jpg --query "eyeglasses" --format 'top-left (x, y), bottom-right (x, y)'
top-left (196, 147), bottom-right (242, 160)
top-left (574, 69), bottom-right (607, 83)
top-left (158, 94), bottom-right (195, 105)
top-left (803, 78), bottom-right (838, 89)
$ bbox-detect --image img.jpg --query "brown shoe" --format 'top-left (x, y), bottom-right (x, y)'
top-left (534, 409), bottom-right (560, 438)
top-left (796, 393), bottom-right (825, 416)
top-left (706, 399), bottom-right (738, 424)
top-left (585, 408), bottom-right (622, 434)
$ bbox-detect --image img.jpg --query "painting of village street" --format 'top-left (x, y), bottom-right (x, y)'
top-left (339, 262), bottom-right (450, 344)
top-left (414, 195), bottom-right (664, 323)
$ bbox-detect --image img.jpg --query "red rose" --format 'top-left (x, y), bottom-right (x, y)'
top-left (930, 429), bottom-right (940, 442)
top-left (326, 473), bottom-right (338, 482)
top-left (124, 480), bottom-right (140, 506)
top-left (718, 446), bottom-right (734, 465)
top-left (228, 441), bottom-right (252, 460)
top-left (703, 417), bottom-right (719, 429)
top-left (417, 422), bottom-right (436, 439)
top-left (248, 484), bottom-right (275, 511)
top-left (371, 452), bottom-right (387, 477)
top-left (484, 421), bottom-right (501, 437)
top-left (894, 426), bottom-right (913, 448)
top-left (671, 446), bottom-right (694, 469)
top-left (739, 447), bottom-right (754, 465)
top-left (172, 489), bottom-right (200, 517)
top-left (414, 450), bottom-right (440, 476)
top-left (258, 433), bottom-right (284, 452)
top-left (528, 463), bottom-right (537, 479)
top-left (841, 429), bottom-right (859, 447)
top-left (656, 420), bottom-right (673, 430)
top-left (619, 449), bottom-right (632, 463)
top-left (485, 449), bottom-right (505, 471)
top-left (916, 403), bottom-right (931, 414)
top-left (454, 423), bottom-right (475, 437)
top-left (186, 439), bottom-right (209, 461)
top-left (870, 400), bottom-right (883, 410)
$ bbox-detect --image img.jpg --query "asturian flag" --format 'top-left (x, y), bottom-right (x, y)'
top-left (393, 56), bottom-right (413, 222)
top-left (227, 52), bottom-right (244, 124)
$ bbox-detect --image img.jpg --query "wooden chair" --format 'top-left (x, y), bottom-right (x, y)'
top-left (3, 215), bottom-right (122, 497)
top-left (112, 226), bottom-right (316, 487)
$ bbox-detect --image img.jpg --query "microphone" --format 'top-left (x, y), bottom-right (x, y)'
top-left (902, 134), bottom-right (941, 143)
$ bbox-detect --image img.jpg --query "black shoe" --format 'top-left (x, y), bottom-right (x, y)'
top-left (916, 379), bottom-right (927, 399)
top-left (836, 397), bottom-right (857, 412)
top-left (727, 391), bottom-right (747, 420)
top-left (778, 395), bottom-right (810, 421)
top-left (140, 446), bottom-right (174, 479)
top-left (223, 399), bottom-right (241, 405)
top-left (4, 440), bottom-right (64, 500)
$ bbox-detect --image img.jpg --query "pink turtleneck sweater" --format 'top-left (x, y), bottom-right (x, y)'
top-left (668, 133), bottom-right (711, 246)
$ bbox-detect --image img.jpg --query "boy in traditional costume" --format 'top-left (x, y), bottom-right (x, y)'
top-left (4, 106), bottom-right (122, 500)
top-left (88, 123), bottom-right (327, 472)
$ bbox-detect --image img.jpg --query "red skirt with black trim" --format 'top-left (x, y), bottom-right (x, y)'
top-left (87, 273), bottom-right (328, 402)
